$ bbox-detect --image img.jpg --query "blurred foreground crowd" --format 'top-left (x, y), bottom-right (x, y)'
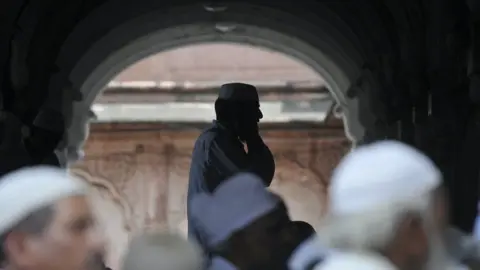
top-left (0, 83), bottom-right (479, 270)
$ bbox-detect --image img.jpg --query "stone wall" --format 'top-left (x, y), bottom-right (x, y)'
top-left (113, 43), bottom-right (323, 83)
top-left (71, 123), bottom-right (348, 269)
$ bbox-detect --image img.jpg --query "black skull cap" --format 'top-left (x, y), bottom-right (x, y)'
top-left (217, 83), bottom-right (259, 102)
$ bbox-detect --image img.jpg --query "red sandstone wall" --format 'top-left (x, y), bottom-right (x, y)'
top-left (71, 124), bottom-right (348, 269)
top-left (113, 43), bottom-right (323, 83)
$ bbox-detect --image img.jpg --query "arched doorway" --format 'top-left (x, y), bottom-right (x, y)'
top-left (71, 42), bottom-right (350, 268)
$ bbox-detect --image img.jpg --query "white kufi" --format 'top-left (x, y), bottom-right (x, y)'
top-left (0, 166), bottom-right (87, 234)
top-left (329, 140), bottom-right (441, 216)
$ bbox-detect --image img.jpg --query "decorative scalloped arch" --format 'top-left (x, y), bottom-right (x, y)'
top-left (69, 168), bottom-right (135, 232)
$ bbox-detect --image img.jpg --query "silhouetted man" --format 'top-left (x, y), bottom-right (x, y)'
top-left (187, 83), bottom-right (275, 256)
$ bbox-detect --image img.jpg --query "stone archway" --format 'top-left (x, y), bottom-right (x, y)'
top-left (70, 168), bottom-right (134, 270)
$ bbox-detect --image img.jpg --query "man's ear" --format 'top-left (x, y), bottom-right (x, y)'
top-left (4, 232), bottom-right (31, 267)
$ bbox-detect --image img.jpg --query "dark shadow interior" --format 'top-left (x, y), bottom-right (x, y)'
top-left (1, 0), bottom-right (479, 233)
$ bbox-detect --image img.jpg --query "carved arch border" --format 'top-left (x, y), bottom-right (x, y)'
top-left (69, 168), bottom-right (136, 232)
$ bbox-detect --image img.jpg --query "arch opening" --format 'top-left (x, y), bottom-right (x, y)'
top-left (77, 42), bottom-right (348, 240)
top-left (93, 42), bottom-right (331, 124)
top-left (50, 3), bottom-right (367, 157)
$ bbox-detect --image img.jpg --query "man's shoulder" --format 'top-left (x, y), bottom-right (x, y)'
top-left (191, 127), bottom-right (225, 153)
top-left (196, 125), bottom-right (225, 143)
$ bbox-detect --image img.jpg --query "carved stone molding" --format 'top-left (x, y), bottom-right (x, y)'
top-left (70, 168), bottom-right (135, 231)
top-left (74, 153), bottom-right (138, 191)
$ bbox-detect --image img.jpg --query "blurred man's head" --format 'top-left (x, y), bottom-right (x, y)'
top-left (122, 232), bottom-right (203, 270)
top-left (190, 173), bottom-right (291, 269)
top-left (215, 83), bottom-right (263, 141)
top-left (0, 166), bottom-right (104, 270)
top-left (317, 140), bottom-right (449, 270)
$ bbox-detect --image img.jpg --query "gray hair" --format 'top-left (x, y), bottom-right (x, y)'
top-left (122, 232), bottom-right (203, 270)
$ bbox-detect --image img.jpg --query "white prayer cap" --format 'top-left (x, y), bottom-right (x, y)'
top-left (329, 140), bottom-right (441, 216)
top-left (190, 172), bottom-right (280, 246)
top-left (217, 83), bottom-right (259, 102)
top-left (0, 166), bottom-right (87, 234)
top-left (122, 232), bottom-right (203, 270)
